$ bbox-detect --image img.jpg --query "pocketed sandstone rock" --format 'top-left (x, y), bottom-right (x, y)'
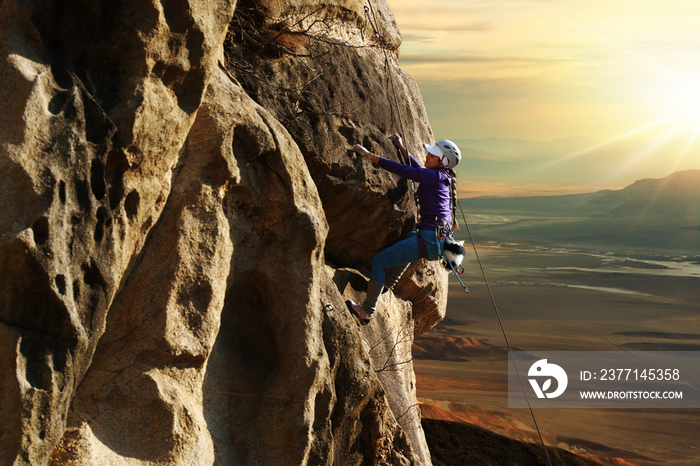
top-left (1, 1), bottom-right (448, 465)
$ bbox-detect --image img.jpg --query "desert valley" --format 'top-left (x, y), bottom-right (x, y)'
top-left (415, 170), bottom-right (700, 465)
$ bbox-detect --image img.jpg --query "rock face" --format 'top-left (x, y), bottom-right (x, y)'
top-left (0, 0), bottom-right (449, 465)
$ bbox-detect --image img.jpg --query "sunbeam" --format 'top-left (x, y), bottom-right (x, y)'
top-left (602, 121), bottom-right (692, 184)
top-left (527, 114), bottom-right (681, 177)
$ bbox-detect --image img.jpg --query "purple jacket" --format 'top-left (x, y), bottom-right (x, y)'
top-left (377, 156), bottom-right (452, 226)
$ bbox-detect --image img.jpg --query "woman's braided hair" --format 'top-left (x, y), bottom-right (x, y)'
top-left (449, 168), bottom-right (458, 230)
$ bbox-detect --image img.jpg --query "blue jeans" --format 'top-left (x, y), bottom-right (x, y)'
top-left (370, 230), bottom-right (442, 283)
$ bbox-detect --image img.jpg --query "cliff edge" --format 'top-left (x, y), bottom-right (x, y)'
top-left (0, 0), bottom-right (448, 464)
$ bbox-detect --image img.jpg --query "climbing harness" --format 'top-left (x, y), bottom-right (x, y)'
top-left (456, 199), bottom-right (554, 466)
top-left (415, 216), bottom-right (469, 292)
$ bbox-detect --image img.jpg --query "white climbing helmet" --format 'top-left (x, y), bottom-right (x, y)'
top-left (436, 139), bottom-right (461, 169)
top-left (423, 139), bottom-right (461, 169)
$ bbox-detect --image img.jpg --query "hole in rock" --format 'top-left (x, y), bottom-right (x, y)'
top-left (58, 180), bottom-right (66, 204)
top-left (105, 149), bottom-right (129, 209)
top-left (90, 159), bottom-right (106, 200)
top-left (48, 90), bottom-right (73, 115)
top-left (124, 190), bottom-right (140, 219)
top-left (94, 207), bottom-right (106, 242)
top-left (32, 216), bottom-right (50, 245)
top-left (55, 275), bottom-right (66, 295)
top-left (75, 177), bottom-right (91, 212)
top-left (73, 281), bottom-right (81, 301)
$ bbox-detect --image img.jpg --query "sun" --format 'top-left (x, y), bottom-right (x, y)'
top-left (659, 72), bottom-right (700, 129)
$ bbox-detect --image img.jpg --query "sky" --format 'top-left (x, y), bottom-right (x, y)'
top-left (389, 0), bottom-right (700, 194)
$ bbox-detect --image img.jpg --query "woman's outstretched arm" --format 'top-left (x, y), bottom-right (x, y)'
top-left (354, 143), bottom-right (439, 185)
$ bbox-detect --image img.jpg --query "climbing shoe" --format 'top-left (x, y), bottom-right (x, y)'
top-left (346, 300), bottom-right (372, 326)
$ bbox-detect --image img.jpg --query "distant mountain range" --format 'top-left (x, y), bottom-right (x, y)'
top-left (467, 169), bottom-right (700, 219)
top-left (590, 170), bottom-right (700, 218)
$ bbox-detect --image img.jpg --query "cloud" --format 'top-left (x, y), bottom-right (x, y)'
top-left (390, 0), bottom-right (700, 144)
top-left (400, 33), bottom-right (435, 43)
top-left (398, 22), bottom-right (490, 33)
top-left (399, 54), bottom-right (571, 65)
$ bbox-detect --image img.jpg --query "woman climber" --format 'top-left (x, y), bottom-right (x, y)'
top-left (347, 134), bottom-right (462, 325)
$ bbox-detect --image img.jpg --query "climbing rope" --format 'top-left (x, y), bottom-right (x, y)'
top-left (364, 2), bottom-right (410, 165)
top-left (457, 198), bottom-right (554, 466)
